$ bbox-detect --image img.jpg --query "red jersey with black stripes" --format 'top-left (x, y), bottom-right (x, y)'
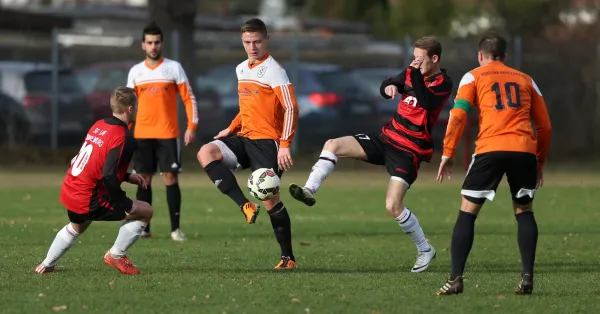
top-left (379, 67), bottom-right (453, 162)
top-left (60, 116), bottom-right (136, 214)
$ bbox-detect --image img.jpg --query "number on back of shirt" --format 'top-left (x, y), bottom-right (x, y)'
top-left (71, 142), bottom-right (94, 177)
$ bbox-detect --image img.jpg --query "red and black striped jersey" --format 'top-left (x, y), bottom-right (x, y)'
top-left (60, 116), bottom-right (136, 214)
top-left (379, 67), bottom-right (453, 162)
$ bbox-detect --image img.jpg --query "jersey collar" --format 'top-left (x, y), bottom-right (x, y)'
top-left (248, 53), bottom-right (269, 69)
top-left (145, 58), bottom-right (164, 70)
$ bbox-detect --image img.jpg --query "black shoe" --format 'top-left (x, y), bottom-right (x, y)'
top-left (436, 276), bottom-right (464, 295)
top-left (515, 274), bottom-right (533, 295)
top-left (289, 184), bottom-right (316, 207)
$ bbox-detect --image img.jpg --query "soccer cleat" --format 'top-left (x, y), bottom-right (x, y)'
top-left (515, 274), bottom-right (534, 295)
top-left (241, 202), bottom-right (260, 224)
top-left (34, 263), bottom-right (56, 274)
top-left (436, 276), bottom-right (464, 295)
top-left (274, 256), bottom-right (297, 270)
top-left (288, 183), bottom-right (316, 207)
top-left (171, 228), bottom-right (187, 242)
top-left (103, 251), bottom-right (140, 275)
top-left (141, 231), bottom-right (152, 238)
top-left (411, 247), bottom-right (436, 273)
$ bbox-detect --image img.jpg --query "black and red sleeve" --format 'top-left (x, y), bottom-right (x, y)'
top-left (379, 69), bottom-right (408, 99)
top-left (408, 67), bottom-right (453, 110)
top-left (101, 133), bottom-right (136, 213)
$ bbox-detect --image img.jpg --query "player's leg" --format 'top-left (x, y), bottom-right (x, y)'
top-left (437, 153), bottom-right (503, 295)
top-left (506, 152), bottom-right (538, 295)
top-left (133, 139), bottom-right (157, 237)
top-left (289, 133), bottom-right (376, 207)
top-left (383, 150), bottom-right (435, 272)
top-left (247, 139), bottom-right (296, 269)
top-left (157, 139), bottom-right (185, 241)
top-left (35, 212), bottom-right (92, 274)
top-left (105, 200), bottom-right (153, 275)
top-left (198, 137), bottom-right (258, 223)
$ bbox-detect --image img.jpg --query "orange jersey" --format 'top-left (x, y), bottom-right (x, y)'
top-left (127, 58), bottom-right (198, 139)
top-left (227, 53), bottom-right (299, 148)
top-left (443, 61), bottom-right (552, 169)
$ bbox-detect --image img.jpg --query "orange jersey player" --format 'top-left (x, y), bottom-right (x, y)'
top-left (435, 33), bottom-right (552, 296)
top-left (197, 18), bottom-right (299, 270)
top-left (126, 22), bottom-right (198, 242)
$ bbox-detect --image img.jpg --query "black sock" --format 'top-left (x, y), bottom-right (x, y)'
top-left (203, 160), bottom-right (248, 207)
top-left (166, 183), bottom-right (181, 232)
top-left (516, 211), bottom-right (538, 278)
top-left (137, 184), bottom-right (152, 233)
top-left (450, 211), bottom-right (477, 280)
top-left (268, 202), bottom-right (294, 260)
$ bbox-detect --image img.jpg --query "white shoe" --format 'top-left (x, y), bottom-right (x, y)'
top-left (411, 246), bottom-right (436, 273)
top-left (171, 229), bottom-right (187, 242)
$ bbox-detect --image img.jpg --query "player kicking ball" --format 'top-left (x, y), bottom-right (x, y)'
top-left (289, 37), bottom-right (453, 273)
top-left (35, 87), bottom-right (153, 275)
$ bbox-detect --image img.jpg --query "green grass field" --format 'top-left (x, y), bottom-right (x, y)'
top-left (1, 169), bottom-right (599, 314)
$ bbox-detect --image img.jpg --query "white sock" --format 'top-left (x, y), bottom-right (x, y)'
top-left (304, 150), bottom-right (337, 194)
top-left (42, 224), bottom-right (80, 267)
top-left (109, 220), bottom-right (147, 258)
top-left (395, 208), bottom-right (431, 252)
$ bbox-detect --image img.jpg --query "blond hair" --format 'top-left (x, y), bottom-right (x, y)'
top-left (110, 86), bottom-right (137, 114)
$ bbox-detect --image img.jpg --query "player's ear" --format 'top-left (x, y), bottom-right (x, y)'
top-left (432, 54), bottom-right (439, 64)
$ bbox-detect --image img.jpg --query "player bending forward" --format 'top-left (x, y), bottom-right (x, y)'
top-left (435, 33), bottom-right (551, 295)
top-left (197, 18), bottom-right (299, 269)
top-left (35, 87), bottom-right (153, 275)
top-left (289, 36), bottom-right (453, 273)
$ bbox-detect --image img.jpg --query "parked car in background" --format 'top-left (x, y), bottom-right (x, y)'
top-left (0, 91), bottom-right (29, 147)
top-left (347, 67), bottom-right (456, 149)
top-left (196, 62), bottom-right (381, 150)
top-left (75, 61), bottom-right (225, 143)
top-left (0, 61), bottom-right (92, 146)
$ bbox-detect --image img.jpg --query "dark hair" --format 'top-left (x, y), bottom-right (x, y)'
top-left (241, 18), bottom-right (268, 37)
top-left (414, 36), bottom-right (442, 61)
top-left (478, 32), bottom-right (507, 60)
top-left (142, 22), bottom-right (163, 42)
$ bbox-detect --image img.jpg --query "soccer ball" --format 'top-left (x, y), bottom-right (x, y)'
top-left (247, 168), bottom-right (280, 201)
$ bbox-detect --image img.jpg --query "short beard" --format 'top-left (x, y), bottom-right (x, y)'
top-left (146, 52), bottom-right (161, 61)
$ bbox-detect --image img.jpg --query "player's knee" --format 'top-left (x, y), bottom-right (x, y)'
top-left (162, 171), bottom-right (178, 185)
top-left (133, 200), bottom-right (153, 221)
top-left (263, 194), bottom-right (281, 211)
top-left (513, 199), bottom-right (533, 215)
top-left (323, 138), bottom-right (340, 154)
top-left (385, 197), bottom-right (403, 217)
top-left (198, 144), bottom-right (223, 167)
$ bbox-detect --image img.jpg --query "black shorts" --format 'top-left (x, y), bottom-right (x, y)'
top-left (353, 132), bottom-right (420, 186)
top-left (462, 151), bottom-right (538, 205)
top-left (133, 138), bottom-right (181, 174)
top-left (213, 136), bottom-right (283, 177)
top-left (67, 205), bottom-right (127, 224)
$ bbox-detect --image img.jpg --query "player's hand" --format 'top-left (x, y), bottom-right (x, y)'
top-left (536, 170), bottom-right (544, 189)
top-left (384, 85), bottom-right (399, 99)
top-left (128, 174), bottom-right (147, 189)
top-left (184, 129), bottom-right (196, 146)
top-left (214, 128), bottom-right (231, 140)
top-left (278, 147), bottom-right (293, 171)
top-left (437, 157), bottom-right (454, 183)
top-left (410, 56), bottom-right (424, 69)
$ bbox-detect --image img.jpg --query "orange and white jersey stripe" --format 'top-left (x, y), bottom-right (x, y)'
top-left (227, 53), bottom-right (299, 148)
top-left (127, 58), bottom-right (198, 139)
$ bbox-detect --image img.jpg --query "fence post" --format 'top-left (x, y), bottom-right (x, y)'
top-left (403, 35), bottom-right (412, 67)
top-left (514, 35), bottom-right (522, 70)
top-left (51, 27), bottom-right (60, 151)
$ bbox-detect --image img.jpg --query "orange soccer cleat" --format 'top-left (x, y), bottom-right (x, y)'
top-left (104, 251), bottom-right (140, 275)
top-left (274, 256), bottom-right (297, 270)
top-left (241, 202), bottom-right (260, 224)
top-left (34, 264), bottom-right (56, 274)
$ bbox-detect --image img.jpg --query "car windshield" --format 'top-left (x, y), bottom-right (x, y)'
top-left (25, 70), bottom-right (83, 94)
